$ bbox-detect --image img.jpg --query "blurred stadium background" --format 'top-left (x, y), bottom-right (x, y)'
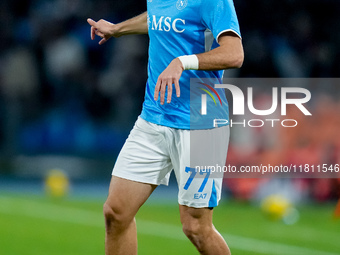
top-left (0, 0), bottom-right (339, 254)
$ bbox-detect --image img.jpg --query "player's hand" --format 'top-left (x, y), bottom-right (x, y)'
top-left (154, 58), bottom-right (183, 105)
top-left (87, 18), bottom-right (118, 45)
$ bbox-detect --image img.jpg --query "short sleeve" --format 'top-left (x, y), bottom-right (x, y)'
top-left (201, 0), bottom-right (241, 42)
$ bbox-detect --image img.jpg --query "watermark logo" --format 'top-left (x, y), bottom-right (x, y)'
top-left (199, 83), bottom-right (312, 128)
top-left (199, 82), bottom-right (223, 115)
top-left (216, 85), bottom-right (312, 116)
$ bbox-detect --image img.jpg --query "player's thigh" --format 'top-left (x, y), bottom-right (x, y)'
top-left (105, 176), bottom-right (157, 220)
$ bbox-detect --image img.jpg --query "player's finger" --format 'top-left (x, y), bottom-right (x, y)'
top-left (160, 81), bottom-right (167, 105)
top-left (99, 38), bottom-right (108, 45)
top-left (95, 30), bottom-right (105, 38)
top-left (90, 26), bottom-right (95, 40)
top-left (154, 79), bottom-right (161, 101)
top-left (174, 79), bottom-right (180, 97)
top-left (87, 18), bottom-right (97, 40)
top-left (167, 81), bottom-right (173, 104)
top-left (87, 18), bottom-right (96, 27)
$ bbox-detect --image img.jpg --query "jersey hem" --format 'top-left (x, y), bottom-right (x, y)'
top-left (140, 114), bottom-right (230, 130)
top-left (178, 199), bottom-right (220, 208)
top-left (112, 172), bottom-right (169, 186)
top-left (216, 29), bottom-right (242, 43)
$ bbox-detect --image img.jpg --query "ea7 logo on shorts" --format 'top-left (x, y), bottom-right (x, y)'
top-left (149, 15), bottom-right (186, 33)
top-left (194, 193), bottom-right (208, 199)
top-left (176, 0), bottom-right (188, 10)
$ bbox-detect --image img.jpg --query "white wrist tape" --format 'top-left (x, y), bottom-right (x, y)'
top-left (178, 55), bottom-right (199, 70)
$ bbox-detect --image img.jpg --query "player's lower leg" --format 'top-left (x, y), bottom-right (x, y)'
top-left (104, 176), bottom-right (157, 255)
top-left (180, 205), bottom-right (231, 255)
top-left (104, 203), bottom-right (137, 255)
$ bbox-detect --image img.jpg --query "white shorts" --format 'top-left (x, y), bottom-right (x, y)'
top-left (112, 117), bottom-right (230, 208)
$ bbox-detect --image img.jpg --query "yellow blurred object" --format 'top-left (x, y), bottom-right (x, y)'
top-left (334, 199), bottom-right (340, 219)
top-left (45, 169), bottom-right (70, 198)
top-left (261, 194), bottom-right (292, 221)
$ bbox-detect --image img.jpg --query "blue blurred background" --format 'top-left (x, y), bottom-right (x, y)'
top-left (0, 0), bottom-right (339, 203)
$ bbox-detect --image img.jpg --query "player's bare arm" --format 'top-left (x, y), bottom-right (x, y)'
top-left (87, 12), bottom-right (148, 45)
top-left (154, 32), bottom-right (244, 105)
top-left (196, 32), bottom-right (244, 70)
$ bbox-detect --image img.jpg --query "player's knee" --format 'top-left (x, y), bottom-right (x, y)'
top-left (182, 222), bottom-right (199, 237)
top-left (103, 201), bottom-right (132, 231)
top-left (183, 216), bottom-right (216, 250)
top-left (182, 221), bottom-right (207, 247)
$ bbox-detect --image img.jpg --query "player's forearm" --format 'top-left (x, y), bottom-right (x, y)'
top-left (115, 12), bottom-right (148, 36)
top-left (196, 33), bottom-right (244, 70)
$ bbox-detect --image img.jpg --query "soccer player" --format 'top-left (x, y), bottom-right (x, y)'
top-left (87, 0), bottom-right (243, 254)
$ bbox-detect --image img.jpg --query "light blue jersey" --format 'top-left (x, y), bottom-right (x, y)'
top-left (140, 0), bottom-right (241, 129)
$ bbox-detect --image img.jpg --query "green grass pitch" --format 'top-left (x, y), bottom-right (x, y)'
top-left (0, 193), bottom-right (339, 255)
